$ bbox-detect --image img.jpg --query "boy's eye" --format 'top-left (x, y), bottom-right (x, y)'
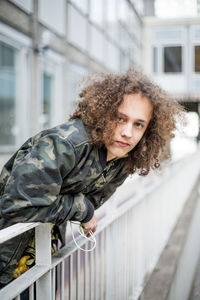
top-left (135, 122), bottom-right (143, 128)
top-left (118, 117), bottom-right (125, 122)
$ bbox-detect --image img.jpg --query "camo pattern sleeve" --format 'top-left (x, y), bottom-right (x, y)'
top-left (0, 131), bottom-right (94, 225)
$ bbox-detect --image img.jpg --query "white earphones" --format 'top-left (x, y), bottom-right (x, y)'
top-left (70, 221), bottom-right (96, 252)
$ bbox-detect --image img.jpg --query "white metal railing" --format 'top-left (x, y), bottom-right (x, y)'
top-left (0, 151), bottom-right (200, 300)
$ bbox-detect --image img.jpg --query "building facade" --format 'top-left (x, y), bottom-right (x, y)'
top-left (142, 17), bottom-right (200, 146)
top-left (0, 0), bottom-right (150, 165)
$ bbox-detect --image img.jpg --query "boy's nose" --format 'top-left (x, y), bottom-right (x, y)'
top-left (121, 124), bottom-right (132, 138)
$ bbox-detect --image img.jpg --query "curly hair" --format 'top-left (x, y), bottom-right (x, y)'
top-left (70, 69), bottom-right (185, 176)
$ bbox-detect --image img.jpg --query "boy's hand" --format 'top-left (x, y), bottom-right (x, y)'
top-left (82, 214), bottom-right (98, 236)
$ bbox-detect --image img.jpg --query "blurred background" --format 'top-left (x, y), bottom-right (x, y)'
top-left (1, 2), bottom-right (200, 300)
top-left (0, 0), bottom-right (199, 167)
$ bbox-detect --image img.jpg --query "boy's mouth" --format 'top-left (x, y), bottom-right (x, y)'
top-left (116, 141), bottom-right (130, 147)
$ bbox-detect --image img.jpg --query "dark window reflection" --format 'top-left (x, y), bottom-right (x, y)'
top-left (195, 45), bottom-right (200, 72)
top-left (164, 46), bottom-right (182, 73)
top-left (0, 41), bottom-right (16, 146)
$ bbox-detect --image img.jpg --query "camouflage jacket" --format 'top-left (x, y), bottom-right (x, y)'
top-left (0, 119), bottom-right (129, 284)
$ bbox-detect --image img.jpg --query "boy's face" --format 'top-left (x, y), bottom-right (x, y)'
top-left (105, 93), bottom-right (153, 161)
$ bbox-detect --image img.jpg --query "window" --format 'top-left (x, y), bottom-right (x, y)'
top-left (68, 4), bottom-right (88, 51)
top-left (68, 62), bottom-right (87, 114)
top-left (38, 0), bottom-right (65, 35)
top-left (105, 0), bottom-right (118, 41)
top-left (70, 0), bottom-right (88, 14)
top-left (164, 46), bottom-right (182, 73)
top-left (194, 45), bottom-right (200, 72)
top-left (0, 42), bottom-right (16, 146)
top-left (90, 1), bottom-right (103, 27)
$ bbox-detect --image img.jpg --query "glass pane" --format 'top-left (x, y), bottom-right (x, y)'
top-left (38, 0), bottom-right (65, 36)
top-left (105, 0), bottom-right (118, 41)
top-left (194, 45), bottom-right (200, 72)
top-left (68, 62), bottom-right (87, 113)
top-left (90, 1), bottom-right (103, 27)
top-left (0, 42), bottom-right (16, 146)
top-left (89, 25), bottom-right (104, 62)
top-left (42, 72), bottom-right (53, 129)
top-left (164, 46), bottom-right (182, 73)
top-left (70, 0), bottom-right (88, 14)
top-left (68, 4), bottom-right (88, 51)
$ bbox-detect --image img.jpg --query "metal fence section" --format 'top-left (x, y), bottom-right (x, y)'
top-left (0, 151), bottom-right (200, 300)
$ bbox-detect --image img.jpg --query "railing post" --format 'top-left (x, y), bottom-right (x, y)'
top-left (35, 223), bottom-right (52, 300)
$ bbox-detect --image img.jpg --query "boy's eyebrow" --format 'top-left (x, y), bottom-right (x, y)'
top-left (118, 111), bottom-right (147, 123)
top-left (137, 119), bottom-right (147, 123)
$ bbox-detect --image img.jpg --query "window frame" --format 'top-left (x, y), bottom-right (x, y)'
top-left (38, 49), bottom-right (65, 131)
top-left (0, 22), bottom-right (31, 153)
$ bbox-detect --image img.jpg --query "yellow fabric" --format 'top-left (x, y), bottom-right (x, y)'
top-left (13, 224), bottom-right (59, 278)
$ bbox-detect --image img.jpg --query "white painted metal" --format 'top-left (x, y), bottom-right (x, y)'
top-left (69, 255), bottom-right (73, 300)
top-left (52, 267), bottom-right (56, 300)
top-left (84, 243), bottom-right (88, 300)
top-left (0, 152), bottom-right (200, 300)
top-left (76, 250), bottom-right (80, 300)
top-left (29, 284), bottom-right (34, 300)
top-left (60, 262), bottom-right (64, 300)
top-left (35, 223), bottom-right (52, 300)
top-left (0, 222), bottom-right (39, 244)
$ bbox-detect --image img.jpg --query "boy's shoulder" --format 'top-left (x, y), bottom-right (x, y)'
top-left (38, 119), bottom-right (92, 148)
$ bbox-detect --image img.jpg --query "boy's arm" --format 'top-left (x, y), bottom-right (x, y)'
top-left (0, 133), bottom-right (94, 226)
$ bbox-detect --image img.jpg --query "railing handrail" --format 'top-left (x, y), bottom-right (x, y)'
top-left (0, 151), bottom-right (199, 245)
top-left (0, 222), bottom-right (40, 244)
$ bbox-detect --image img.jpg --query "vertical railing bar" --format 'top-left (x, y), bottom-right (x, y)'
top-left (29, 284), bottom-right (34, 300)
top-left (60, 261), bottom-right (65, 300)
top-left (100, 231), bottom-right (104, 300)
top-left (76, 250), bottom-right (80, 300)
top-left (15, 295), bottom-right (20, 300)
top-left (98, 234), bottom-right (102, 300)
top-left (89, 241), bottom-right (93, 300)
top-left (84, 243), bottom-right (88, 300)
top-left (52, 267), bottom-right (56, 300)
top-left (94, 236), bottom-right (98, 300)
top-left (103, 229), bottom-right (107, 300)
top-left (69, 254), bottom-right (73, 300)
top-left (91, 242), bottom-right (95, 300)
top-left (125, 215), bottom-right (129, 300)
top-left (36, 223), bottom-right (52, 300)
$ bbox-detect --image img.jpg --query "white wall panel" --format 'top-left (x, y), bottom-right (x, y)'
top-left (105, 40), bottom-right (120, 72)
top-left (68, 5), bottom-right (88, 51)
top-left (89, 25), bottom-right (104, 63)
top-left (152, 74), bottom-right (187, 93)
top-left (38, 0), bottom-right (66, 36)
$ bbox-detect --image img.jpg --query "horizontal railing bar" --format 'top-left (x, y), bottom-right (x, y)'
top-left (0, 151), bottom-right (197, 246)
top-left (0, 222), bottom-right (40, 244)
top-left (0, 265), bottom-right (49, 299)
